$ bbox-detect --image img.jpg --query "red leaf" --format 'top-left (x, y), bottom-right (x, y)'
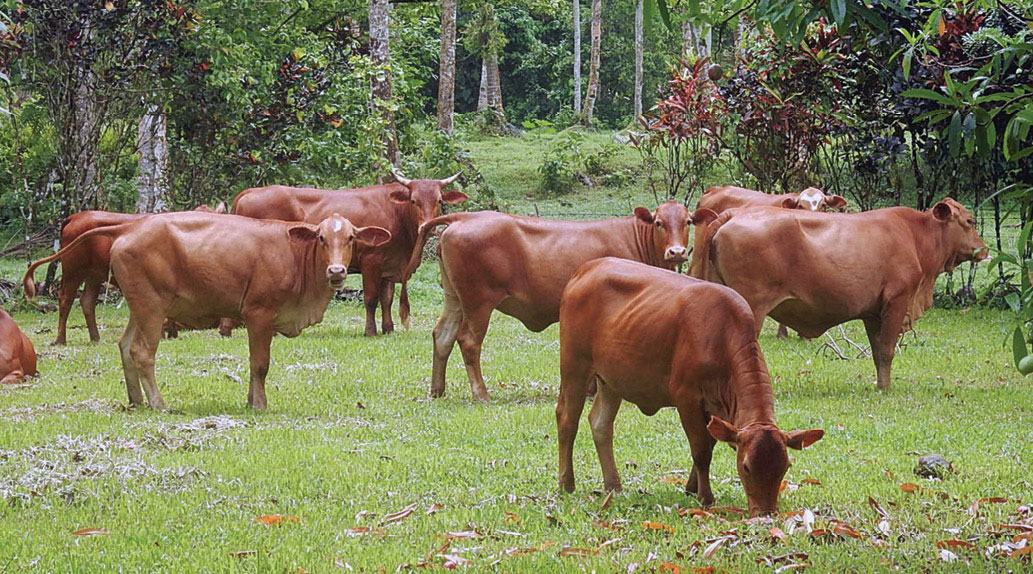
top-left (255, 515), bottom-right (299, 526)
top-left (71, 528), bottom-right (110, 537)
top-left (936, 540), bottom-right (978, 551)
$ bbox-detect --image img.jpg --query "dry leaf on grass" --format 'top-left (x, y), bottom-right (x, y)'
top-left (801, 478), bottom-right (822, 486)
top-left (426, 504), bottom-right (443, 515)
top-left (642, 522), bottom-right (676, 533)
top-left (702, 537), bottom-right (731, 559)
top-left (345, 527), bottom-right (386, 536)
top-left (900, 483), bottom-right (919, 493)
top-left (71, 528), bottom-right (110, 537)
top-left (559, 547), bottom-right (598, 557)
top-left (937, 540), bottom-right (978, 551)
top-left (255, 515), bottom-right (299, 526)
top-left (969, 497), bottom-right (1009, 516)
top-left (383, 503), bottom-right (418, 524)
top-left (769, 527), bottom-right (788, 541)
top-left (601, 489), bottom-right (615, 510)
top-left (663, 477), bottom-right (689, 486)
top-left (504, 511), bottom-right (521, 524)
top-left (230, 550), bottom-right (257, 558)
top-left (868, 497), bottom-right (889, 521)
top-left (657, 563), bottom-right (681, 573)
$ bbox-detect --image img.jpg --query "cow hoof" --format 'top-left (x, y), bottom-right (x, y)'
top-left (430, 389), bottom-right (445, 398)
top-left (382, 324), bottom-right (394, 335)
top-left (472, 393), bottom-right (491, 403)
top-left (875, 381), bottom-right (891, 391)
top-left (50, 340), bottom-right (66, 347)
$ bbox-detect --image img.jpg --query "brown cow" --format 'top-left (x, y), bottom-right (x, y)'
top-left (557, 258), bottom-right (823, 516)
top-left (694, 186), bottom-right (847, 339)
top-left (23, 203), bottom-right (227, 345)
top-left (29, 212), bottom-right (390, 409)
top-left (693, 198), bottom-right (988, 389)
top-left (0, 310), bottom-right (38, 384)
top-left (231, 172), bottom-right (467, 337)
top-left (405, 200), bottom-right (716, 401)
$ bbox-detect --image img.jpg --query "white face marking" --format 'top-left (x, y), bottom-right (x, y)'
top-left (333, 219), bottom-right (343, 232)
top-left (799, 189), bottom-right (823, 211)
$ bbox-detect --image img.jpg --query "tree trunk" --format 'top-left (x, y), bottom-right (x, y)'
top-left (369, 0), bottom-right (399, 167)
top-left (582, 0), bottom-right (602, 128)
top-left (573, 0), bottom-right (582, 114)
top-left (681, 20), bottom-right (711, 59)
top-left (436, 0), bottom-right (457, 132)
top-left (485, 53), bottom-right (505, 125)
top-left (136, 104), bottom-right (169, 213)
top-left (633, 0), bottom-right (643, 119)
top-left (55, 60), bottom-right (103, 212)
top-left (477, 61), bottom-right (488, 111)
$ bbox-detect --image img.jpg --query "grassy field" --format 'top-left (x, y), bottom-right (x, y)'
top-left (1, 133), bottom-right (1032, 572)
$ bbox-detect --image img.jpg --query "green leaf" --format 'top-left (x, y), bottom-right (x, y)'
top-left (901, 88), bottom-right (952, 106)
top-left (949, 111), bottom-right (962, 157)
top-left (903, 48), bottom-right (913, 80)
top-left (1007, 293), bottom-right (1021, 313)
top-left (1013, 327), bottom-right (1027, 368)
top-left (688, 0), bottom-right (700, 18)
top-left (1017, 221), bottom-right (1033, 255)
top-left (831, 0), bottom-right (846, 26)
top-left (655, 0), bottom-right (673, 32)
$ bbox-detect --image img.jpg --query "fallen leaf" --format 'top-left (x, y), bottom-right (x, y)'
top-left (437, 554), bottom-right (470, 566)
top-left (230, 550), bottom-right (257, 558)
top-left (868, 497), bottom-right (889, 521)
top-left (900, 483), bottom-right (919, 493)
top-left (601, 489), bottom-right (615, 510)
top-left (426, 504), bottom-right (443, 515)
top-left (939, 549), bottom-right (959, 563)
top-left (71, 528), bottom-right (110, 537)
top-left (662, 477), bottom-right (688, 486)
top-left (658, 563), bottom-right (681, 574)
top-left (830, 522), bottom-right (861, 539)
top-left (597, 538), bottom-right (621, 551)
top-left (383, 503), bottom-right (418, 524)
top-left (444, 530), bottom-right (480, 539)
top-left (937, 540), bottom-right (977, 551)
top-left (802, 509), bottom-right (815, 533)
top-left (779, 480), bottom-right (788, 493)
top-left (505, 511), bottom-right (521, 524)
top-left (682, 508), bottom-right (713, 519)
top-left (297, 568), bottom-right (308, 574)
top-left (332, 557), bottom-right (352, 569)
top-left (769, 527), bottom-right (787, 541)
top-left (1010, 545), bottom-right (1033, 559)
top-left (801, 478), bottom-right (821, 486)
top-left (255, 515), bottom-right (299, 526)
top-left (690, 568), bottom-right (717, 574)
top-left (702, 537), bottom-right (728, 559)
top-left (775, 564), bottom-right (809, 573)
top-left (711, 506), bottom-right (745, 517)
top-left (642, 522), bottom-right (676, 534)
top-left (559, 547), bottom-right (598, 557)
top-left (756, 553), bottom-right (809, 566)
top-left (998, 524), bottom-right (1033, 533)
top-left (970, 497), bottom-right (1010, 516)
top-left (345, 527), bottom-right (385, 536)
top-left (883, 469), bottom-right (896, 479)
top-left (591, 520), bottom-right (623, 530)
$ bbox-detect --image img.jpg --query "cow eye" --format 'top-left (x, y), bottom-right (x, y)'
top-left (654, 220), bottom-right (663, 228)
top-left (966, 218), bottom-right (975, 226)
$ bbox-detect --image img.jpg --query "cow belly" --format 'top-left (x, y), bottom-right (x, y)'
top-left (767, 299), bottom-right (858, 339)
top-left (496, 296), bottom-right (559, 332)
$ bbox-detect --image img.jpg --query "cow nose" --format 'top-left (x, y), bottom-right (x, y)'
top-left (665, 246), bottom-right (688, 262)
top-left (327, 265), bottom-right (346, 276)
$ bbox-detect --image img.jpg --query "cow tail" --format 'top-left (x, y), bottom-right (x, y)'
top-left (22, 222), bottom-right (136, 303)
top-left (690, 214), bottom-right (731, 283)
top-left (403, 214), bottom-right (460, 283)
top-left (399, 281), bottom-right (411, 329)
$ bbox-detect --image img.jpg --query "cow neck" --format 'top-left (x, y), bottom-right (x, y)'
top-left (395, 201), bottom-right (419, 248)
top-left (722, 338), bottom-right (777, 429)
top-left (292, 237), bottom-right (332, 308)
top-left (630, 218), bottom-right (664, 268)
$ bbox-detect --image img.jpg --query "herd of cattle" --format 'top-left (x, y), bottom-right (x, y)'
top-left (0, 176), bottom-right (988, 516)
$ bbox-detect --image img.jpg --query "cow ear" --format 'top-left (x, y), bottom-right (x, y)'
top-left (692, 208), bottom-right (718, 226)
top-left (781, 197), bottom-right (799, 209)
top-left (707, 416), bottom-right (739, 444)
top-left (214, 201), bottom-right (228, 214)
top-left (354, 226), bottom-right (392, 248)
top-left (288, 225), bottom-right (320, 242)
top-left (389, 188), bottom-right (412, 204)
top-left (786, 429), bottom-right (824, 450)
top-left (441, 190), bottom-right (469, 205)
top-left (932, 201), bottom-right (953, 222)
top-left (826, 195), bottom-right (847, 210)
top-left (634, 207), bottom-right (654, 224)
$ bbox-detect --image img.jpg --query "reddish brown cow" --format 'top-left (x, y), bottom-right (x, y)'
top-left (405, 201), bottom-right (716, 401)
top-left (29, 212), bottom-right (389, 409)
top-left (694, 186), bottom-right (847, 339)
top-left (231, 173), bottom-right (467, 336)
top-left (0, 310), bottom-right (38, 384)
top-left (693, 198), bottom-right (988, 389)
top-left (23, 203), bottom-right (227, 345)
top-left (557, 258), bottom-right (823, 516)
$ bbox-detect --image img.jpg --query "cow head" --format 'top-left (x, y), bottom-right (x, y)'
top-left (931, 198), bottom-right (989, 271)
top-left (708, 417), bottom-right (824, 517)
top-left (388, 169), bottom-right (469, 226)
top-left (781, 188), bottom-right (847, 212)
top-left (193, 202), bottom-right (228, 214)
top-left (634, 201), bottom-right (717, 266)
top-left (289, 214), bottom-right (392, 290)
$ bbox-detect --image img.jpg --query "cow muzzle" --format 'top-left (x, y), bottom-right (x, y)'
top-left (664, 246), bottom-right (688, 264)
top-left (327, 265), bottom-right (347, 289)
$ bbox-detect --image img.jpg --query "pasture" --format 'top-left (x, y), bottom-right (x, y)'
top-left (0, 133), bottom-right (1030, 572)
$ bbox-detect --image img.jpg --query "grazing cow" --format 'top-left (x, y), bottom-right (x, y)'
top-left (231, 172), bottom-right (467, 337)
top-left (557, 258), bottom-right (823, 516)
top-left (0, 310), bottom-right (38, 384)
top-left (23, 203), bottom-right (227, 345)
top-left (694, 187), bottom-right (847, 340)
top-left (405, 201), bottom-right (716, 401)
top-left (693, 198), bottom-right (988, 389)
top-left (29, 212), bottom-right (390, 409)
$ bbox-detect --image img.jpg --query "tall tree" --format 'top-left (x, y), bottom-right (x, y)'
top-left (633, 0), bottom-right (643, 119)
top-left (681, 19), bottom-right (711, 59)
top-left (573, 0), bottom-right (582, 114)
top-left (369, 0), bottom-right (399, 167)
top-left (436, 0), bottom-right (457, 132)
top-left (465, 3), bottom-right (508, 130)
top-left (136, 104), bottom-right (169, 213)
top-left (581, 0), bottom-right (602, 127)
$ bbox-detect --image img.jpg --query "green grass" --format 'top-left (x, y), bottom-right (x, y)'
top-left (1, 134), bottom-right (1031, 572)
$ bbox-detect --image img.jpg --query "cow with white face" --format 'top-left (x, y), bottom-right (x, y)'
top-left (781, 187), bottom-right (848, 212)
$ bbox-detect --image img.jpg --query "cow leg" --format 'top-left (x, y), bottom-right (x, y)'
top-left (53, 274), bottom-right (79, 346)
top-left (379, 279), bottom-right (395, 334)
top-left (677, 402), bottom-right (717, 507)
top-left (218, 318), bottom-right (234, 337)
top-left (244, 315), bottom-right (274, 410)
top-left (129, 314), bottom-right (166, 410)
top-left (776, 323), bottom-right (789, 340)
top-left (118, 315), bottom-right (144, 406)
top-left (80, 278), bottom-right (102, 343)
top-left (867, 304), bottom-right (907, 390)
top-left (431, 285), bottom-right (463, 398)
top-left (557, 365), bottom-right (592, 493)
top-left (456, 305), bottom-right (494, 402)
top-left (589, 382), bottom-right (624, 493)
top-left (361, 264), bottom-right (382, 337)
top-left (399, 282), bottom-right (411, 330)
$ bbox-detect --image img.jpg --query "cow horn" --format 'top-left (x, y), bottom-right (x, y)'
top-left (440, 172), bottom-right (461, 186)
top-left (391, 167), bottom-right (412, 186)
